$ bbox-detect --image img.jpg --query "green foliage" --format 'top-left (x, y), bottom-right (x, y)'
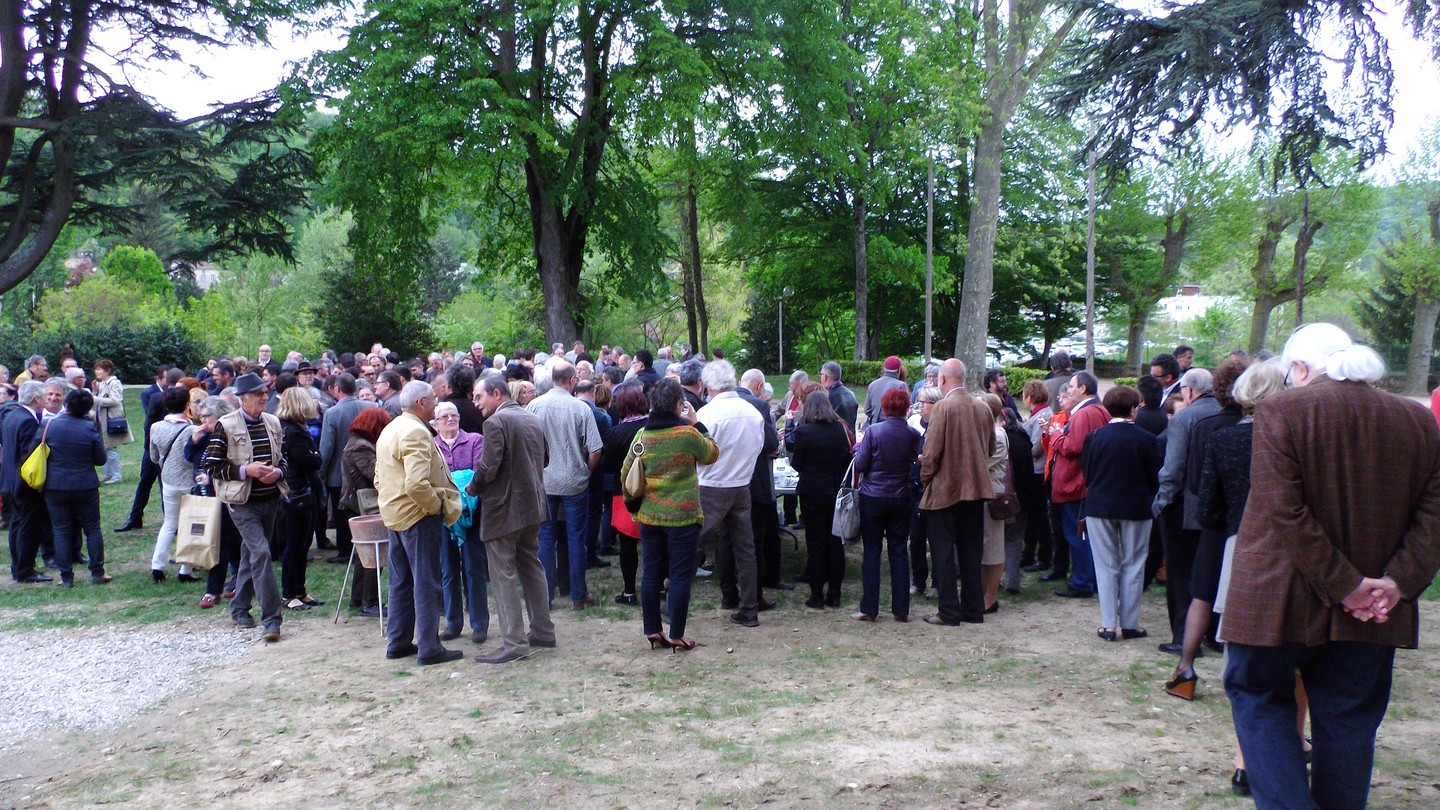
top-left (25, 323), bottom-right (205, 382)
top-left (1114, 377), bottom-right (1137, 387)
top-left (837, 361), bottom-right (928, 387)
top-left (433, 287), bottom-right (544, 356)
top-left (1000, 367), bottom-right (1049, 397)
top-left (100, 246), bottom-right (172, 300)
top-left (1189, 304), bottom-right (1249, 367)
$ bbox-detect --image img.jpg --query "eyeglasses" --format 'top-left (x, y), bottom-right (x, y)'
top-left (435, 414), bottom-right (458, 420)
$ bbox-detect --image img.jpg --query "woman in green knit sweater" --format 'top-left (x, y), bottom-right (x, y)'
top-left (620, 378), bottom-right (719, 651)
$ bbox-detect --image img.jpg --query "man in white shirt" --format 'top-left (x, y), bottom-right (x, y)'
top-left (696, 361), bottom-right (766, 627)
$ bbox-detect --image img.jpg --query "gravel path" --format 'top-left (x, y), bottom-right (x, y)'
top-left (0, 626), bottom-right (255, 752)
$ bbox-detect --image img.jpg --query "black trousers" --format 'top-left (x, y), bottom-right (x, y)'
top-left (753, 498), bottom-right (782, 586)
top-left (1157, 500), bottom-right (1194, 644)
top-left (1020, 483), bottom-right (1050, 566)
top-left (1047, 497), bottom-right (1070, 577)
top-left (782, 494), bottom-right (798, 525)
top-left (329, 488), bottom-right (353, 556)
top-left (7, 487), bottom-right (46, 581)
top-left (799, 493), bottom-right (844, 599)
top-left (125, 445), bottom-right (159, 525)
top-left (925, 500), bottom-right (986, 623)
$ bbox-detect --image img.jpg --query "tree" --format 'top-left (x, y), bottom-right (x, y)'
top-left (1388, 221), bottom-right (1440, 394)
top-left (309, 0), bottom-right (713, 345)
top-left (100, 246), bottom-right (171, 300)
top-left (1053, 0), bottom-right (1440, 183)
top-left (953, 0), bottom-right (1087, 388)
top-left (0, 0), bottom-right (320, 296)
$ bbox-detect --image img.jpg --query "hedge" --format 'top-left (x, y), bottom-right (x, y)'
top-left (1114, 377), bottom-right (1137, 387)
top-left (10, 322), bottom-right (207, 382)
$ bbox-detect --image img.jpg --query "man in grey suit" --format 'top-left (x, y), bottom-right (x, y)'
top-left (1151, 367), bottom-right (1219, 653)
top-left (467, 375), bottom-right (556, 664)
top-left (319, 373), bottom-right (371, 564)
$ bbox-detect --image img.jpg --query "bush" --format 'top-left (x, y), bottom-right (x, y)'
top-left (24, 322), bottom-right (207, 381)
top-left (1114, 376), bottom-right (1137, 387)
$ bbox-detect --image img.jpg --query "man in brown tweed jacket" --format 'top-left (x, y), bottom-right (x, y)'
top-left (1222, 324), bottom-right (1440, 809)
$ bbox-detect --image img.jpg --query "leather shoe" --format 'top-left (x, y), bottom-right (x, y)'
top-left (984, 602), bottom-right (999, 614)
top-left (386, 644), bottom-right (419, 659)
top-left (326, 554), bottom-right (350, 565)
top-left (730, 612), bottom-right (759, 627)
top-left (21, 574), bottom-right (53, 583)
top-left (440, 627), bottom-right (462, 641)
top-left (1053, 588), bottom-right (1094, 599)
top-left (572, 594), bottom-right (595, 610)
top-left (418, 648), bottom-right (463, 665)
top-left (922, 614), bottom-right (960, 626)
top-left (1022, 562), bottom-right (1048, 572)
top-left (114, 520), bottom-right (142, 533)
top-left (757, 598), bottom-right (778, 612)
top-left (720, 597), bottom-right (740, 610)
top-left (587, 557), bottom-right (612, 569)
top-left (767, 580), bottom-right (796, 591)
top-left (476, 647), bottom-right (532, 664)
top-left (92, 574), bottom-right (112, 585)
top-left (527, 636), bottom-right (557, 648)
top-left (1039, 571), bottom-right (1067, 582)
top-left (851, 612), bottom-right (877, 622)
top-left (892, 614), bottom-right (909, 623)
top-left (262, 628), bottom-right (281, 643)
top-left (1158, 642), bottom-right (1184, 654)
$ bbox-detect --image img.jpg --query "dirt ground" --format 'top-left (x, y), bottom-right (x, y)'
top-left (3, 554), bottom-right (1439, 809)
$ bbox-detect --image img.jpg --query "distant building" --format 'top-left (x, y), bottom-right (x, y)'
top-left (64, 252), bottom-right (96, 287)
top-left (1156, 285), bottom-right (1240, 324)
top-left (193, 261), bottom-right (224, 291)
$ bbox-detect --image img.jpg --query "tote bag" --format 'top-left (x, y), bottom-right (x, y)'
top-left (173, 493), bottom-right (222, 570)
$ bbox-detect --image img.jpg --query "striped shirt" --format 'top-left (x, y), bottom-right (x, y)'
top-left (202, 412), bottom-right (281, 500)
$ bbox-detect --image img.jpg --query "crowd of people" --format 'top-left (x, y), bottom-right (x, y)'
top-left (3, 326), bottom-right (1439, 808)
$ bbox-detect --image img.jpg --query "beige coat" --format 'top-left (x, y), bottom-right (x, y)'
top-left (93, 375), bottom-right (133, 450)
top-left (375, 411), bottom-right (461, 532)
top-left (918, 387), bottom-right (996, 509)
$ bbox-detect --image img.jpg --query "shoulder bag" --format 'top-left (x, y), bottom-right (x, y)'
top-left (832, 457), bottom-right (862, 540)
top-left (622, 429), bottom-right (646, 513)
top-left (20, 419), bottom-right (51, 491)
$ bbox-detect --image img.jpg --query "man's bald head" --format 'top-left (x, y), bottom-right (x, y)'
top-left (938, 358), bottom-right (966, 393)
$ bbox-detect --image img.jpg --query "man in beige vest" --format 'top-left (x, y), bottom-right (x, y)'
top-left (202, 373), bottom-right (288, 642)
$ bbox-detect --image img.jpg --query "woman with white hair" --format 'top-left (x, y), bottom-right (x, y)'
top-left (432, 400), bottom-right (488, 643)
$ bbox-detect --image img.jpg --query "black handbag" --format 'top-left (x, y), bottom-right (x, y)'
top-left (106, 417), bottom-right (129, 436)
top-left (987, 492), bottom-right (1022, 521)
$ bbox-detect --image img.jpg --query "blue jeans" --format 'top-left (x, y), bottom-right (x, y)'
top-left (440, 521), bottom-right (490, 635)
top-left (1226, 641), bottom-right (1396, 810)
top-left (639, 522), bottom-right (700, 639)
top-left (539, 492), bottom-right (589, 601)
top-left (1059, 501), bottom-right (1095, 593)
top-left (858, 493), bottom-right (911, 617)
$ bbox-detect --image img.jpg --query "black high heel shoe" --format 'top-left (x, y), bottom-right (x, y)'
top-left (1231, 768), bottom-right (1251, 796)
top-left (646, 633), bottom-right (671, 650)
top-left (1165, 669), bottom-right (1198, 700)
top-left (668, 637), bottom-right (696, 652)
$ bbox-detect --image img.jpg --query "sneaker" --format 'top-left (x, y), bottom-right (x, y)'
top-left (924, 587), bottom-right (938, 599)
top-left (909, 584), bottom-right (919, 595)
top-left (262, 627), bottom-right (281, 643)
top-left (694, 566), bottom-right (713, 578)
top-left (234, 614), bottom-right (257, 629)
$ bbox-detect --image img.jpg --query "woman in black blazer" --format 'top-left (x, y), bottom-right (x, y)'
top-left (44, 389), bottom-right (108, 585)
top-left (786, 389), bottom-right (854, 609)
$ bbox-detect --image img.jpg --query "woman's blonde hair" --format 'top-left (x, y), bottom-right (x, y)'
top-left (276, 385), bottom-right (318, 422)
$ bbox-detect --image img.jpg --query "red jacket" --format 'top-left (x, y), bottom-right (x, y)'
top-left (1049, 399), bottom-right (1109, 504)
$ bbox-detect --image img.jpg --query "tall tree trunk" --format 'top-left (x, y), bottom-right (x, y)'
top-left (1290, 215), bottom-right (1322, 328)
top-left (1125, 309), bottom-right (1151, 373)
top-left (1404, 296), bottom-right (1440, 395)
top-left (677, 182), bottom-right (700, 352)
top-left (529, 162), bottom-right (584, 343)
top-left (1405, 200), bottom-right (1440, 395)
top-left (686, 180), bottom-right (709, 356)
top-left (853, 193), bottom-right (869, 361)
top-left (956, 115), bottom-right (1005, 385)
top-left (1247, 216), bottom-right (1287, 354)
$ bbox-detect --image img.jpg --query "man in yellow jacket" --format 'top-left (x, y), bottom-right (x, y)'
top-left (375, 380), bottom-right (464, 665)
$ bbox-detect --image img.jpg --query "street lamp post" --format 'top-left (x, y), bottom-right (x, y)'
top-left (777, 286), bottom-right (793, 372)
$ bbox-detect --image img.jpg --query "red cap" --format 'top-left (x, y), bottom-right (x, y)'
top-left (883, 356), bottom-right (902, 371)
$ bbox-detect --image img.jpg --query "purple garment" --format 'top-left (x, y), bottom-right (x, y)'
top-left (436, 428), bottom-right (484, 473)
top-left (854, 417), bottom-right (923, 499)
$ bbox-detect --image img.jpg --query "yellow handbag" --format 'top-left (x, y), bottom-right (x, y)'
top-left (20, 419), bottom-right (51, 491)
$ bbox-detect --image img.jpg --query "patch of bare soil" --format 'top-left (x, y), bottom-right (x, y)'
top-left (3, 548), bottom-right (1438, 809)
